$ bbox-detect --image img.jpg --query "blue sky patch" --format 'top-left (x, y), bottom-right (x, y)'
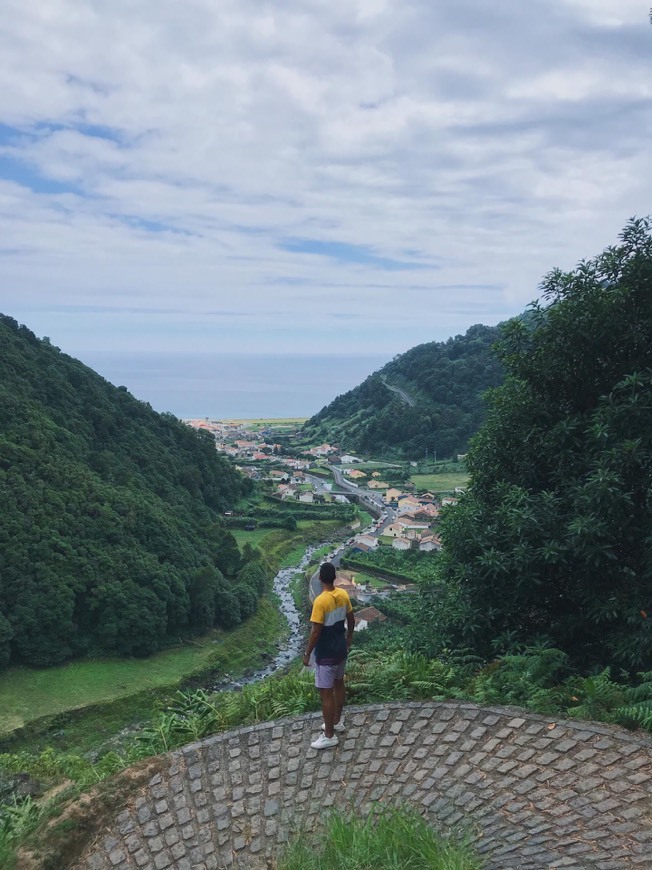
top-left (279, 237), bottom-right (433, 271)
top-left (0, 154), bottom-right (82, 196)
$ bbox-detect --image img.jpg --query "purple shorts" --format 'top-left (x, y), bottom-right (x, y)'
top-left (315, 660), bottom-right (346, 689)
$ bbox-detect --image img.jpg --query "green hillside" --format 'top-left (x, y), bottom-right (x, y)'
top-left (0, 315), bottom-right (261, 670)
top-left (302, 323), bottom-right (504, 458)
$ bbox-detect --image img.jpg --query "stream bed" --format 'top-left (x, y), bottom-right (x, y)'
top-left (209, 541), bottom-right (337, 692)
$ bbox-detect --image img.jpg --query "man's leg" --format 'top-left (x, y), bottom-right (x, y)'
top-left (319, 687), bottom-right (336, 738)
top-left (333, 678), bottom-right (345, 726)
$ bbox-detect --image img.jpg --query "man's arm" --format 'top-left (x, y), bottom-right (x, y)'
top-left (346, 611), bottom-right (355, 650)
top-left (302, 622), bottom-right (323, 667)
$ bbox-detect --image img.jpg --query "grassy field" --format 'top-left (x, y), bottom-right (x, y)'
top-left (410, 472), bottom-right (469, 492)
top-left (223, 418), bottom-right (307, 429)
top-left (357, 509), bottom-right (374, 529)
top-left (230, 527), bottom-right (276, 550)
top-left (0, 519), bottom-right (345, 755)
top-left (350, 571), bottom-right (389, 589)
top-left (0, 598), bottom-right (286, 744)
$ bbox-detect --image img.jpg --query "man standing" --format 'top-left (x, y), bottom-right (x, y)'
top-left (303, 562), bottom-right (355, 749)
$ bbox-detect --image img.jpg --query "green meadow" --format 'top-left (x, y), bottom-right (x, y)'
top-left (409, 472), bottom-right (469, 492)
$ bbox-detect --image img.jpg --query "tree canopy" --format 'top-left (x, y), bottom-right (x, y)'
top-left (413, 219), bottom-right (652, 672)
top-left (0, 315), bottom-right (257, 669)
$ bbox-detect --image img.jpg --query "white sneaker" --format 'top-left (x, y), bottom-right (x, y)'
top-left (321, 720), bottom-right (345, 733)
top-left (311, 733), bottom-right (339, 750)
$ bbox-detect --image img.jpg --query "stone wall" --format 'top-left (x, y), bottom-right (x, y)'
top-left (77, 701), bottom-right (652, 869)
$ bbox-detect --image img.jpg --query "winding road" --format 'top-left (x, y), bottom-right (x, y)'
top-left (380, 375), bottom-right (416, 407)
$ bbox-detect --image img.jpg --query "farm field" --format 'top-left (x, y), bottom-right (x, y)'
top-left (223, 418), bottom-right (307, 429)
top-left (410, 472), bottom-right (469, 492)
top-left (0, 598), bottom-right (286, 739)
top-left (349, 570), bottom-right (389, 589)
top-left (230, 527), bottom-right (276, 549)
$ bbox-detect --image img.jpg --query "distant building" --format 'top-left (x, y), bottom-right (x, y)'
top-left (335, 576), bottom-right (357, 596)
top-left (353, 534), bottom-right (378, 549)
top-left (392, 538), bottom-right (411, 550)
top-left (368, 479), bottom-right (389, 489)
top-left (340, 454), bottom-right (362, 464)
top-left (419, 535), bottom-right (441, 552)
top-left (350, 542), bottom-right (372, 554)
top-left (354, 606), bottom-right (387, 632)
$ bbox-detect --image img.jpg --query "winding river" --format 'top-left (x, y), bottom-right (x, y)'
top-left (210, 540), bottom-right (337, 692)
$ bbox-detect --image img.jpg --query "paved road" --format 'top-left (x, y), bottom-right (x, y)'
top-left (78, 701), bottom-right (652, 870)
top-left (306, 467), bottom-right (395, 602)
top-left (380, 375), bottom-right (416, 408)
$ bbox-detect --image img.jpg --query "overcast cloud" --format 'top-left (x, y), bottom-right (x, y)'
top-left (0, 0), bottom-right (651, 359)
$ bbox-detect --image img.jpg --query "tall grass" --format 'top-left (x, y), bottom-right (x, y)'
top-left (278, 805), bottom-right (481, 870)
top-left (0, 797), bottom-right (42, 870)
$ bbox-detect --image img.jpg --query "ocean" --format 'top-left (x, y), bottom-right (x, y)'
top-left (81, 352), bottom-right (390, 419)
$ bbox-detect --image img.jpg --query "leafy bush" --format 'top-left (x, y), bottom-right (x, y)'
top-left (0, 796), bottom-right (42, 869)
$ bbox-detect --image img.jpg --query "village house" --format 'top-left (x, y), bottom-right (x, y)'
top-left (309, 443), bottom-right (336, 456)
top-left (384, 487), bottom-right (403, 504)
top-left (403, 524), bottom-right (430, 540)
top-left (346, 469), bottom-right (367, 480)
top-left (419, 535), bottom-right (441, 552)
top-left (340, 454), bottom-right (362, 464)
top-left (353, 606), bottom-right (387, 631)
top-left (269, 470), bottom-right (289, 482)
top-left (385, 522), bottom-right (407, 538)
top-left (371, 471), bottom-right (381, 478)
top-left (392, 538), bottom-right (411, 550)
top-left (367, 479), bottom-right (389, 489)
top-left (352, 534), bottom-right (378, 549)
top-left (417, 503), bottom-right (440, 519)
top-left (441, 496), bottom-right (459, 507)
top-left (349, 541), bottom-right (372, 554)
top-left (298, 491), bottom-right (314, 503)
top-left (335, 575), bottom-right (357, 597)
top-left (397, 496), bottom-right (421, 513)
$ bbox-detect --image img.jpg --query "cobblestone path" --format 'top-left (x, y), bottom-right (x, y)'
top-left (78, 701), bottom-right (652, 869)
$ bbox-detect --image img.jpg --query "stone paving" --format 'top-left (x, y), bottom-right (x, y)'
top-left (77, 701), bottom-right (652, 869)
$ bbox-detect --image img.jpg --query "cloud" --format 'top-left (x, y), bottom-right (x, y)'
top-left (0, 0), bottom-right (650, 360)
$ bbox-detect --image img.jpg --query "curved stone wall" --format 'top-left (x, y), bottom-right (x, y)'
top-left (78, 701), bottom-right (652, 869)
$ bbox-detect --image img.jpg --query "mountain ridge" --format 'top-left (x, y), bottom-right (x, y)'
top-left (0, 314), bottom-right (262, 670)
top-left (302, 322), bottom-right (505, 458)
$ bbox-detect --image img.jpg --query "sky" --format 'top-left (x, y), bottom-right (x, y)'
top-left (1, 0), bottom-right (651, 370)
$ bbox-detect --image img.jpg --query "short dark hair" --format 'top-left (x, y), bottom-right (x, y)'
top-left (319, 562), bottom-right (336, 584)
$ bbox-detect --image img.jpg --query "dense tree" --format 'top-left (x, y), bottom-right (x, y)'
top-left (413, 219), bottom-right (652, 672)
top-left (0, 314), bottom-right (260, 669)
top-left (302, 324), bottom-right (504, 458)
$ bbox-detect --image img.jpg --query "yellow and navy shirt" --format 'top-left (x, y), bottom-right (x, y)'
top-left (310, 587), bottom-right (353, 665)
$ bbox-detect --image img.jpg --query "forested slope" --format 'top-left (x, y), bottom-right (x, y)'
top-left (302, 323), bottom-right (504, 458)
top-left (0, 315), bottom-right (260, 670)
